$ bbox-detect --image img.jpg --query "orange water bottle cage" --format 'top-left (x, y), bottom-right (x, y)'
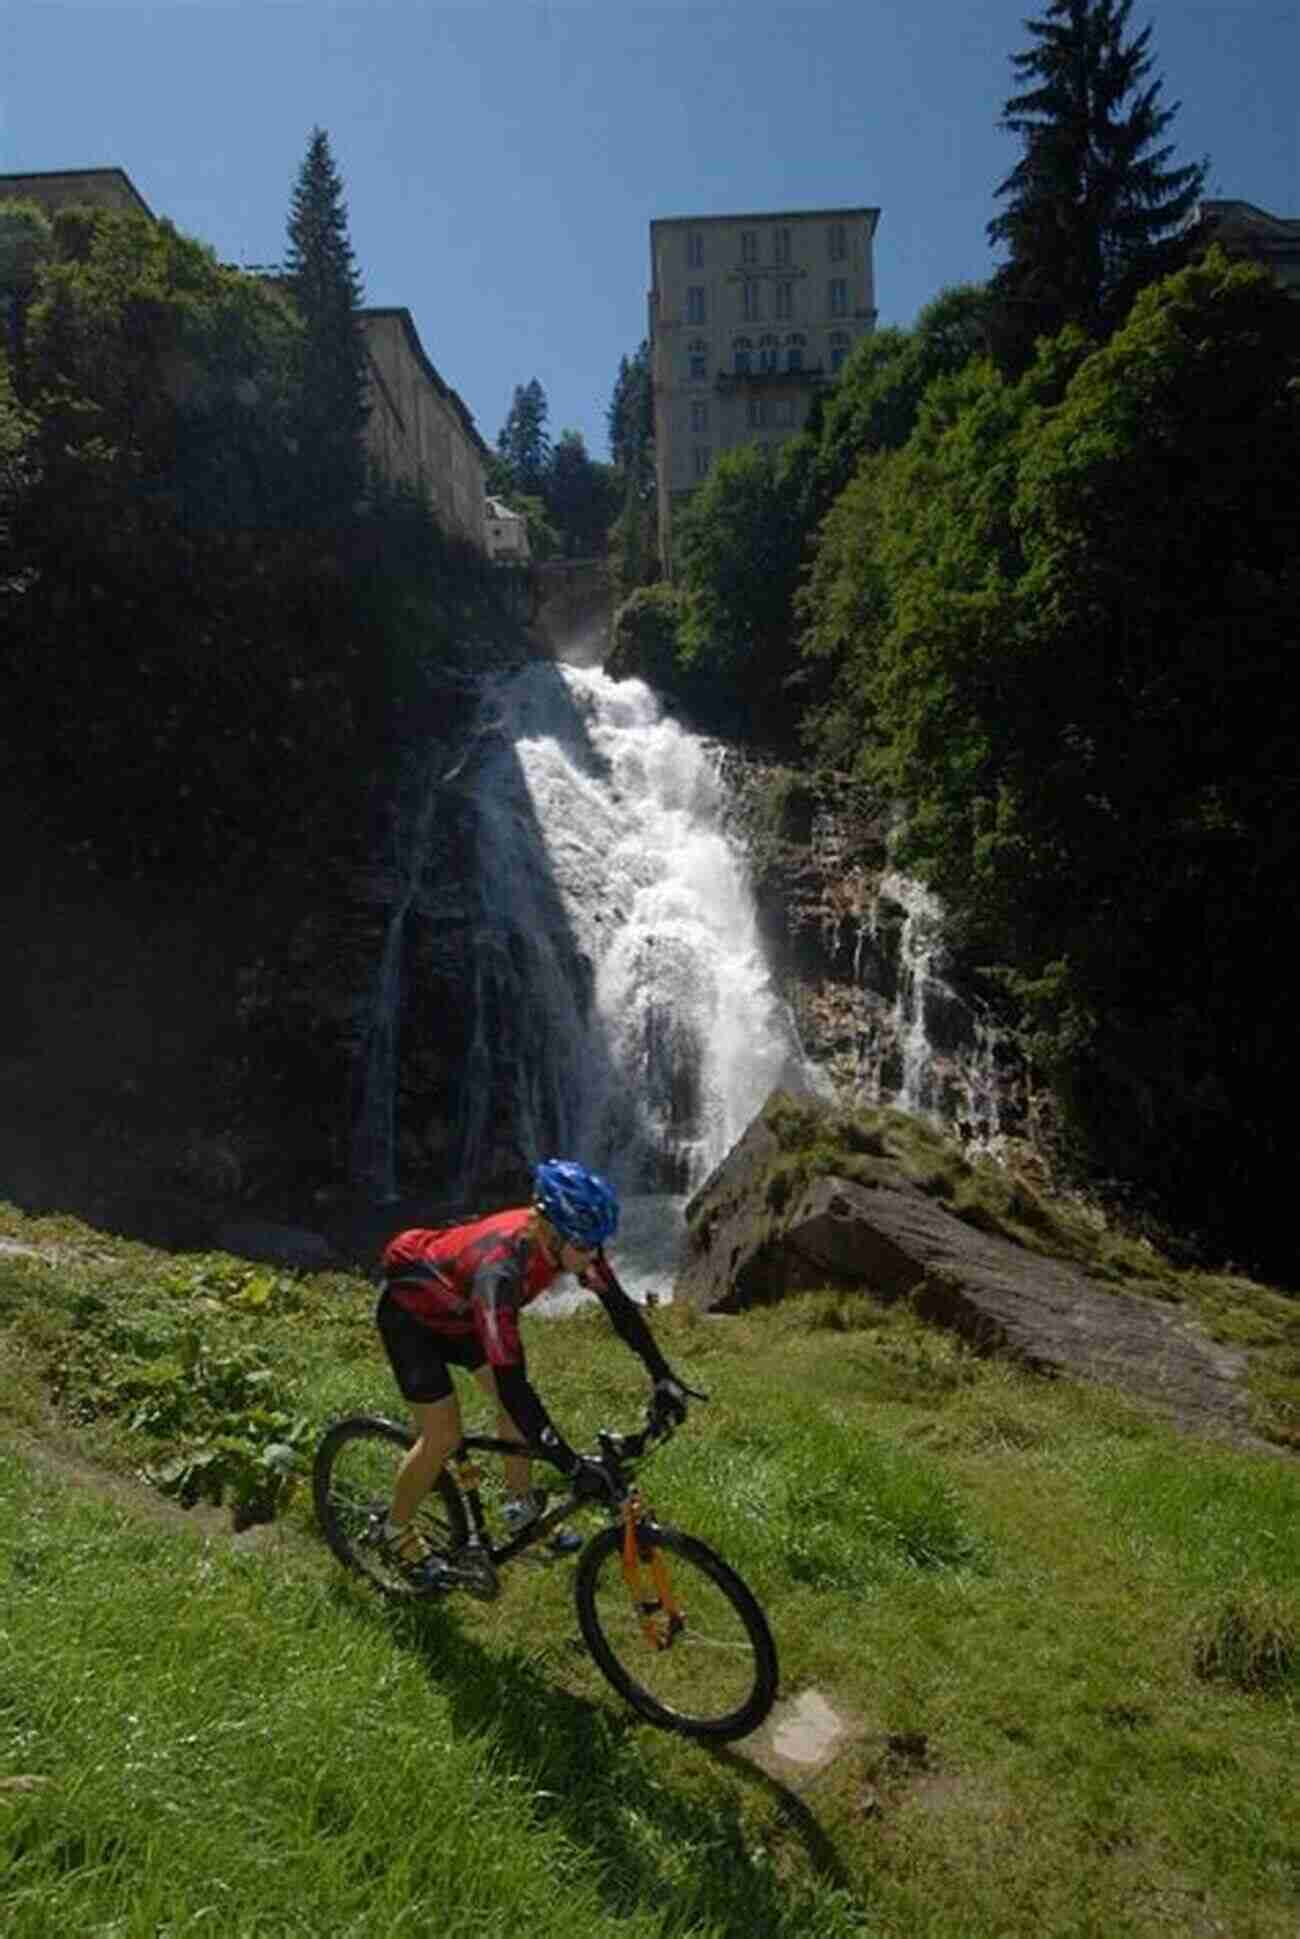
top-left (620, 1493), bottom-right (683, 1650)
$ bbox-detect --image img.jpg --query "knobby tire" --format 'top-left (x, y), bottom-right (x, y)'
top-left (313, 1414), bottom-right (468, 1597)
top-left (574, 1522), bottom-right (778, 1741)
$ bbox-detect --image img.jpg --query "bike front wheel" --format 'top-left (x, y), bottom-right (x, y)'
top-left (575, 1522), bottom-right (778, 1741)
top-left (313, 1415), bottom-right (469, 1597)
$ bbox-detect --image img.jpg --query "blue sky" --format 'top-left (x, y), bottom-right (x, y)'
top-left (4, 0), bottom-right (1296, 461)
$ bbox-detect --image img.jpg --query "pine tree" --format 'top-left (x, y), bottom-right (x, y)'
top-left (987, 0), bottom-right (1206, 373)
top-left (606, 341), bottom-right (658, 593)
top-left (284, 127), bottom-right (369, 522)
top-left (607, 341), bottom-right (653, 487)
top-left (496, 378), bottom-right (551, 497)
top-left (544, 429), bottom-right (620, 559)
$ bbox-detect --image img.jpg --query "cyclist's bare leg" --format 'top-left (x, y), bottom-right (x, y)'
top-left (391, 1393), bottom-right (463, 1528)
top-left (471, 1363), bottom-right (530, 1497)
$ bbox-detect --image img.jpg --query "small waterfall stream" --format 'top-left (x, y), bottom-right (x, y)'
top-left (350, 750), bottom-right (443, 1203)
top-left (855, 869), bottom-right (1004, 1139)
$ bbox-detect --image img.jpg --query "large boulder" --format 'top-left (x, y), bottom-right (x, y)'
top-left (676, 1094), bottom-right (1255, 1445)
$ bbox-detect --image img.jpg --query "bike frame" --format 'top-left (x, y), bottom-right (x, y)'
top-left (448, 1430), bottom-right (687, 1649)
top-left (447, 1432), bottom-right (592, 1568)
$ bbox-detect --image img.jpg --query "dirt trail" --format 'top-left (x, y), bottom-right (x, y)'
top-left (5, 1421), bottom-right (296, 1554)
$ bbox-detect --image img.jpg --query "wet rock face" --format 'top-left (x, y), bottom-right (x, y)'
top-left (717, 759), bottom-right (1021, 1140)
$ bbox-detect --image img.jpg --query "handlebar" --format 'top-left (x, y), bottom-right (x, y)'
top-left (593, 1383), bottom-right (709, 1471)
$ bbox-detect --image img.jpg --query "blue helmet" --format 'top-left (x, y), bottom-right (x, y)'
top-left (533, 1159), bottom-right (620, 1248)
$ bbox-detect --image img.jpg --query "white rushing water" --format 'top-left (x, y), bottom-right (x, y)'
top-left (453, 661), bottom-right (818, 1285)
top-left (855, 868), bottom-right (1004, 1139)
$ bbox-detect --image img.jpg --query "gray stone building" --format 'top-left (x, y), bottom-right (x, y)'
top-left (0, 166), bottom-right (154, 220)
top-left (648, 205), bottom-right (879, 572)
top-left (1183, 199), bottom-right (1300, 295)
top-left (0, 166), bottom-right (488, 548)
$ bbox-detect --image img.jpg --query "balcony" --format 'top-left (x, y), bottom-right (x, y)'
top-left (714, 363), bottom-right (829, 392)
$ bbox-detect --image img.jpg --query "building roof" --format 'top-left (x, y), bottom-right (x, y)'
top-left (652, 205), bottom-right (880, 234)
top-left (1190, 199), bottom-right (1300, 240)
top-left (0, 167), bottom-right (154, 218)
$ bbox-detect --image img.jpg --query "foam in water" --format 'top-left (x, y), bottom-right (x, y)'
top-left (455, 661), bottom-right (812, 1209)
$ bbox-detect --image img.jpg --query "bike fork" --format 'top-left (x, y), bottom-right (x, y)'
top-left (620, 1493), bottom-right (684, 1651)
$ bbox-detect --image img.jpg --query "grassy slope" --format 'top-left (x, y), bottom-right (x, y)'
top-left (1, 1192), bottom-right (1298, 1939)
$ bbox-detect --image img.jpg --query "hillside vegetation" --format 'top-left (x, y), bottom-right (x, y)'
top-left (2, 1187), bottom-right (1297, 1937)
top-left (0, 189), bottom-right (534, 1227)
top-left (617, 249), bottom-right (1300, 1282)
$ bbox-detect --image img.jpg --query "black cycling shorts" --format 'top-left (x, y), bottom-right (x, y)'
top-left (376, 1290), bottom-right (486, 1404)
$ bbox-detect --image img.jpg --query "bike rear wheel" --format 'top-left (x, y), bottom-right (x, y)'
top-left (574, 1522), bottom-right (778, 1741)
top-left (313, 1415), bottom-right (468, 1597)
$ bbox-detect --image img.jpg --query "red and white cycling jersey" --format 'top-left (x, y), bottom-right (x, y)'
top-left (381, 1208), bottom-right (562, 1370)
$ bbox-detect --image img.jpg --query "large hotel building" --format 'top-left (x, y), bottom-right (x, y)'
top-left (649, 205), bottom-right (880, 571)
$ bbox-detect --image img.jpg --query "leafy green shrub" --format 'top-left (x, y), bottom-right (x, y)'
top-left (2, 1246), bottom-right (356, 1525)
top-left (838, 1115), bottom-right (888, 1158)
top-left (606, 582), bottom-right (685, 689)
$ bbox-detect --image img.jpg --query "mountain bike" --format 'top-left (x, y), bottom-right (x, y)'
top-left (312, 1398), bottom-right (778, 1743)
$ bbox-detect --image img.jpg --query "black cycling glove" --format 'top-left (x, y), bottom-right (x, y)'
top-left (651, 1375), bottom-right (689, 1426)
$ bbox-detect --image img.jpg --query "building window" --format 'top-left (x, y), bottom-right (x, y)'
top-left (687, 336), bottom-right (708, 381)
top-left (687, 229), bottom-right (704, 268)
top-left (759, 332), bottom-right (780, 373)
top-left (687, 285), bottom-right (706, 324)
top-left (747, 397), bottom-right (766, 428)
top-left (743, 279), bottom-right (761, 322)
top-left (690, 399), bottom-right (709, 433)
top-left (829, 330), bottom-right (850, 372)
top-left (773, 226), bottom-right (791, 266)
top-left (828, 221), bottom-right (847, 262)
top-left (786, 331), bottom-right (806, 372)
top-left (741, 229), bottom-right (758, 265)
top-left (829, 278), bottom-right (848, 317)
top-left (774, 281), bottom-right (793, 321)
top-left (693, 445), bottom-right (711, 478)
top-left (733, 335), bottom-right (753, 374)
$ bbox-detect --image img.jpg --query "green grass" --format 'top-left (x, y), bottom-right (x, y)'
top-left (1, 1201), bottom-right (1299, 1935)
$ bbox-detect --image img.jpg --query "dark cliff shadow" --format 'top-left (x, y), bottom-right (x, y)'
top-left (364, 657), bottom-right (629, 1220)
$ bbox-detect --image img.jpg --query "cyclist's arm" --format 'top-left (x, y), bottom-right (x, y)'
top-left (583, 1253), bottom-right (673, 1382)
top-left (473, 1258), bottom-right (579, 1472)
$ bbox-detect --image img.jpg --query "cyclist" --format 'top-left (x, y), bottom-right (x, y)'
top-left (375, 1158), bottom-right (688, 1588)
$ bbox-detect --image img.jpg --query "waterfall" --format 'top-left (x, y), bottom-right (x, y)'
top-left (453, 660), bottom-right (815, 1208)
top-left (855, 868), bottom-right (1004, 1140)
top-left (350, 750), bottom-right (443, 1204)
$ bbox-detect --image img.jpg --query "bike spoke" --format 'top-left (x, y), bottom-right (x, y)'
top-left (577, 1527), bottom-right (776, 1738)
top-left (313, 1417), bottom-right (466, 1597)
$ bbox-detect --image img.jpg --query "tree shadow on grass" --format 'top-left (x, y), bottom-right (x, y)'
top-left (328, 1582), bottom-right (864, 1938)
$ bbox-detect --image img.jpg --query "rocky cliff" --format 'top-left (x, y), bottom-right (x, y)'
top-left (716, 758), bottom-right (1024, 1143)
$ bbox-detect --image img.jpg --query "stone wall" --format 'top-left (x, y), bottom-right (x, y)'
top-left (531, 558), bottom-right (613, 664)
top-left (362, 309), bottom-right (488, 549)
